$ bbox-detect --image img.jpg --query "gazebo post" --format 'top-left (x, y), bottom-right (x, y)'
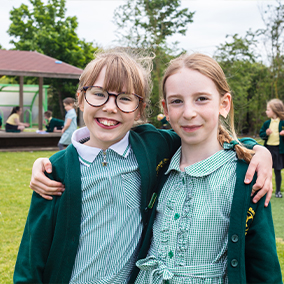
top-left (38, 77), bottom-right (43, 130)
top-left (19, 76), bottom-right (24, 121)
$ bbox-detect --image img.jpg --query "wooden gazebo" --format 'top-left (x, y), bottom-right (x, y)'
top-left (0, 49), bottom-right (83, 130)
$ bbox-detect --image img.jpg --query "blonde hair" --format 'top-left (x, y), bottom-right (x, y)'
top-left (77, 48), bottom-right (153, 121)
top-left (162, 53), bottom-right (254, 163)
top-left (267, 99), bottom-right (284, 120)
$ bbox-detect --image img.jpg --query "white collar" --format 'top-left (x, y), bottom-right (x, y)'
top-left (71, 127), bottom-right (131, 166)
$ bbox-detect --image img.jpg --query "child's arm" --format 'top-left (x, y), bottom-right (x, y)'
top-left (244, 145), bottom-right (272, 207)
top-left (245, 198), bottom-right (282, 283)
top-left (259, 121), bottom-right (270, 140)
top-left (62, 118), bottom-right (72, 133)
top-left (29, 158), bottom-right (65, 200)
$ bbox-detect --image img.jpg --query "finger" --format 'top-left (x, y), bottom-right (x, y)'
top-left (252, 178), bottom-right (271, 204)
top-left (264, 182), bottom-right (273, 207)
top-left (244, 160), bottom-right (258, 184)
top-left (42, 159), bottom-right (52, 173)
top-left (39, 192), bottom-right (53, 201)
top-left (30, 181), bottom-right (63, 197)
top-left (31, 175), bottom-right (64, 194)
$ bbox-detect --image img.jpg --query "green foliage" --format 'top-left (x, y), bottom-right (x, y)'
top-left (215, 33), bottom-right (272, 135)
top-left (8, 0), bottom-right (98, 118)
top-left (114, 0), bottom-right (194, 126)
top-left (114, 0), bottom-right (194, 49)
top-left (260, 0), bottom-right (284, 98)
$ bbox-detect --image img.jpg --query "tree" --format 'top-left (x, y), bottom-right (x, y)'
top-left (114, 0), bottom-right (194, 125)
top-left (8, 0), bottom-right (97, 118)
top-left (215, 32), bottom-right (271, 135)
top-left (259, 0), bottom-right (284, 98)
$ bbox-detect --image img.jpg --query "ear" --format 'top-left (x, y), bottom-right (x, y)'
top-left (134, 102), bottom-right (146, 121)
top-left (219, 93), bottom-right (231, 118)
top-left (162, 100), bottom-right (170, 121)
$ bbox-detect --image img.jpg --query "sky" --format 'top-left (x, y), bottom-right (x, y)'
top-left (0, 0), bottom-right (274, 59)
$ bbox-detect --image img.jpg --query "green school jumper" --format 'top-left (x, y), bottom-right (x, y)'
top-left (14, 124), bottom-right (262, 284)
top-left (46, 117), bottom-right (64, 132)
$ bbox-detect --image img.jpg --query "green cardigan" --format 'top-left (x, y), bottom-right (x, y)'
top-left (259, 119), bottom-right (284, 154)
top-left (46, 117), bottom-right (64, 132)
top-left (14, 124), bottom-right (266, 284)
top-left (13, 124), bottom-right (180, 284)
top-left (130, 158), bottom-right (282, 284)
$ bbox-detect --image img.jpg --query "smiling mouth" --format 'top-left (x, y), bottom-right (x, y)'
top-left (182, 125), bottom-right (201, 132)
top-left (97, 118), bottom-right (120, 127)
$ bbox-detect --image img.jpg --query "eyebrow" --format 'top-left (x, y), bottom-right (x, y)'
top-left (167, 91), bottom-right (212, 98)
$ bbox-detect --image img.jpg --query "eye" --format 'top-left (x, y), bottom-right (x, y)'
top-left (169, 99), bottom-right (183, 104)
top-left (196, 96), bottom-right (208, 102)
top-left (94, 92), bottom-right (106, 98)
top-left (118, 94), bottom-right (133, 102)
top-left (90, 88), bottom-right (107, 98)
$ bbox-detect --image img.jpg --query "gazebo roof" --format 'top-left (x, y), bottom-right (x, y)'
top-left (0, 49), bottom-right (83, 79)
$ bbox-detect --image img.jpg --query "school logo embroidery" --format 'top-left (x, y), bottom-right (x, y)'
top-left (245, 207), bottom-right (255, 235)
top-left (156, 158), bottom-right (169, 176)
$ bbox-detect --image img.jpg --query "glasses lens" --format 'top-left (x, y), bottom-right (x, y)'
top-left (117, 93), bottom-right (140, 112)
top-left (85, 87), bottom-right (108, 106)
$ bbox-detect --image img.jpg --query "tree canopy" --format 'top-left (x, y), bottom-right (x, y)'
top-left (8, 0), bottom-right (97, 118)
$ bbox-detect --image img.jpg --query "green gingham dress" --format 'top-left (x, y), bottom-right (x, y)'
top-left (135, 147), bottom-right (238, 284)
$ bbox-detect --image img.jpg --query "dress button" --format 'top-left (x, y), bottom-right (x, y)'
top-left (231, 234), bottom-right (239, 243)
top-left (231, 259), bottom-right (238, 267)
top-left (174, 213), bottom-right (180, 220)
top-left (168, 250), bottom-right (174, 258)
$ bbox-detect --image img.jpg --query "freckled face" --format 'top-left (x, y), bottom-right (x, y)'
top-left (80, 67), bottom-right (141, 150)
top-left (163, 68), bottom-right (226, 149)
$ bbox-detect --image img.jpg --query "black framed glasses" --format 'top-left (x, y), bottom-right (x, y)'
top-left (82, 86), bottom-right (143, 113)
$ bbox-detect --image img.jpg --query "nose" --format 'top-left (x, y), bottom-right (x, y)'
top-left (182, 101), bottom-right (197, 120)
top-left (102, 96), bottom-right (117, 113)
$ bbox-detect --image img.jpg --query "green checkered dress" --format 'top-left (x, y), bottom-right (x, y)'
top-left (135, 147), bottom-right (237, 284)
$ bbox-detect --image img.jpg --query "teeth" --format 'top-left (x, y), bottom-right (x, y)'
top-left (99, 119), bottom-right (116, 126)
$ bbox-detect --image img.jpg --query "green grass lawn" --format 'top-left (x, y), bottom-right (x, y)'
top-left (0, 150), bottom-right (283, 283)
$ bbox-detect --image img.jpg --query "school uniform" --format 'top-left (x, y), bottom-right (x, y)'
top-left (259, 119), bottom-right (284, 165)
top-left (59, 108), bottom-right (77, 145)
top-left (134, 147), bottom-right (282, 284)
top-left (5, 113), bottom-right (20, 132)
top-left (13, 124), bottom-right (259, 284)
top-left (46, 117), bottom-right (64, 132)
top-left (260, 119), bottom-right (284, 197)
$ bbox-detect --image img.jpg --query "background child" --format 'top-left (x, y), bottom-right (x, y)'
top-left (43, 110), bottom-right (64, 132)
top-left (58, 97), bottom-right (77, 150)
top-left (135, 53), bottom-right (281, 283)
top-left (260, 98), bottom-right (284, 198)
top-left (5, 106), bottom-right (29, 132)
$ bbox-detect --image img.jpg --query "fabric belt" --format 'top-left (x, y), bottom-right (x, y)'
top-left (136, 256), bottom-right (224, 284)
